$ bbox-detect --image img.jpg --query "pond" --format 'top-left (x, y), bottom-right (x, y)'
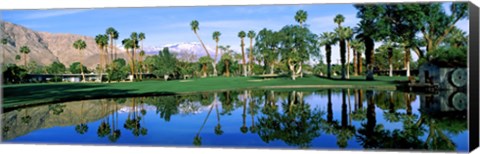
top-left (1, 89), bottom-right (468, 152)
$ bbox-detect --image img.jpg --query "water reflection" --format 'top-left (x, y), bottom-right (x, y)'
top-left (1, 89), bottom-right (468, 152)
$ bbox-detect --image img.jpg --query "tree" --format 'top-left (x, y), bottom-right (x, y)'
top-left (139, 50), bottom-right (145, 80)
top-left (191, 20), bottom-right (217, 76)
top-left (334, 14), bottom-right (347, 79)
top-left (212, 31), bottom-right (221, 76)
top-left (198, 56), bottom-right (213, 77)
top-left (153, 47), bottom-right (177, 80)
top-left (354, 5), bottom-right (383, 80)
top-left (73, 39), bottom-right (87, 82)
top-left (295, 10), bottom-right (308, 77)
top-left (238, 31), bottom-right (247, 77)
top-left (220, 50), bottom-right (233, 77)
top-left (319, 32), bottom-right (338, 78)
top-left (106, 27), bottom-right (119, 61)
top-left (278, 25), bottom-right (319, 80)
top-left (350, 39), bottom-right (364, 76)
top-left (138, 32), bottom-right (146, 80)
top-left (247, 30), bottom-right (256, 76)
top-left (19, 46), bottom-right (30, 67)
top-left (255, 28), bottom-right (280, 75)
top-left (15, 55), bottom-right (21, 62)
top-left (47, 61), bottom-right (66, 82)
top-left (121, 38), bottom-right (137, 81)
top-left (336, 26), bottom-right (353, 79)
top-left (95, 34), bottom-right (109, 82)
top-left (69, 62), bottom-right (89, 74)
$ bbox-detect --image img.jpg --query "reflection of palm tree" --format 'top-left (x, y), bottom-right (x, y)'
top-left (335, 89), bottom-right (356, 149)
top-left (213, 93), bottom-right (224, 135)
top-left (193, 102), bottom-right (215, 146)
top-left (249, 92), bottom-right (259, 133)
top-left (75, 101), bottom-right (88, 135)
top-left (108, 101), bottom-right (121, 142)
top-left (327, 89), bottom-right (333, 123)
top-left (240, 90), bottom-right (248, 134)
top-left (97, 100), bottom-right (111, 138)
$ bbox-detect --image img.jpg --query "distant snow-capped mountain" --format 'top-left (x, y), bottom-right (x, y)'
top-left (141, 42), bottom-right (216, 61)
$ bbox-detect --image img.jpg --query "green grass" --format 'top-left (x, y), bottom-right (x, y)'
top-left (2, 75), bottom-right (408, 109)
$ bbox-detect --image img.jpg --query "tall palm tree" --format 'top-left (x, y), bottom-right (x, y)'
top-left (247, 30), bottom-right (256, 76)
top-left (121, 38), bottom-right (136, 81)
top-left (295, 10), bottom-right (308, 77)
top-left (319, 32), bottom-right (337, 78)
top-left (343, 27), bottom-right (353, 79)
top-left (212, 31), bottom-right (221, 76)
top-left (191, 20), bottom-right (217, 76)
top-left (95, 34), bottom-right (109, 82)
top-left (138, 32), bottom-right (146, 80)
top-left (190, 20), bottom-right (211, 58)
top-left (334, 14), bottom-right (346, 79)
top-left (139, 50), bottom-right (145, 80)
top-left (73, 40), bottom-right (87, 82)
top-left (106, 27), bottom-right (119, 62)
top-left (1, 38), bottom-right (7, 65)
top-left (350, 40), bottom-right (364, 76)
top-left (130, 32), bottom-right (140, 80)
top-left (19, 46), bottom-right (30, 67)
top-left (238, 31), bottom-right (247, 77)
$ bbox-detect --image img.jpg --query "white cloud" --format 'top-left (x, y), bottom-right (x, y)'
top-left (21, 9), bottom-right (90, 20)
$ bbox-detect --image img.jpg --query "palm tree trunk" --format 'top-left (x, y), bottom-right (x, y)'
top-left (347, 40), bottom-right (351, 79)
top-left (358, 52), bottom-right (362, 75)
top-left (24, 53), bottom-right (27, 67)
top-left (241, 40), bottom-right (247, 77)
top-left (249, 38), bottom-right (254, 76)
top-left (213, 42), bottom-right (218, 77)
top-left (225, 60), bottom-right (230, 77)
top-left (353, 49), bottom-right (357, 76)
top-left (202, 64), bottom-right (207, 77)
top-left (80, 50), bottom-right (86, 82)
top-left (194, 32), bottom-right (211, 58)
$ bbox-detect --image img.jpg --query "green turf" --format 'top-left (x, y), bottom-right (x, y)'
top-left (2, 75), bottom-right (408, 109)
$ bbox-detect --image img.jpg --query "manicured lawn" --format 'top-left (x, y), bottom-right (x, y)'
top-left (2, 75), bottom-right (408, 109)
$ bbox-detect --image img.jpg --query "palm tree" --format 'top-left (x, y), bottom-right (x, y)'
top-left (220, 50), bottom-right (233, 77)
top-left (295, 10), bottom-right (308, 28)
top-left (1, 38), bottom-right (7, 65)
top-left (73, 40), bottom-right (87, 82)
top-left (343, 27), bottom-right (354, 79)
top-left (95, 34), bottom-right (109, 82)
top-left (190, 20), bottom-right (211, 58)
top-left (334, 14), bottom-right (347, 79)
top-left (238, 31), bottom-right (247, 77)
top-left (350, 40), bottom-right (364, 76)
top-left (106, 27), bottom-right (119, 62)
top-left (247, 30), bottom-right (256, 76)
top-left (319, 32), bottom-right (337, 78)
top-left (354, 21), bottom-right (376, 80)
top-left (139, 50), bottom-right (145, 80)
top-left (121, 38), bottom-right (136, 81)
top-left (130, 32), bottom-right (139, 80)
top-left (212, 31), bottom-right (221, 76)
top-left (138, 32), bottom-right (146, 80)
top-left (294, 10), bottom-right (308, 77)
top-left (199, 56), bottom-right (213, 77)
top-left (19, 46), bottom-right (30, 67)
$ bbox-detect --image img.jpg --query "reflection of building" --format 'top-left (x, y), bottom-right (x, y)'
top-left (418, 62), bottom-right (467, 90)
top-left (419, 90), bottom-right (467, 113)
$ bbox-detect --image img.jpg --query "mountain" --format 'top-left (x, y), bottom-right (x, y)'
top-left (142, 42), bottom-right (216, 61)
top-left (1, 21), bottom-right (126, 69)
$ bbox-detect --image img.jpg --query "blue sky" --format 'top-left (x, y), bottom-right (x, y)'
top-left (1, 3), bottom-right (469, 64)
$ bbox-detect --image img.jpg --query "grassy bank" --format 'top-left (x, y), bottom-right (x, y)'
top-left (2, 75), bottom-right (408, 109)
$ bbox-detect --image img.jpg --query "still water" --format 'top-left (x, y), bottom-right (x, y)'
top-left (1, 89), bottom-right (468, 152)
